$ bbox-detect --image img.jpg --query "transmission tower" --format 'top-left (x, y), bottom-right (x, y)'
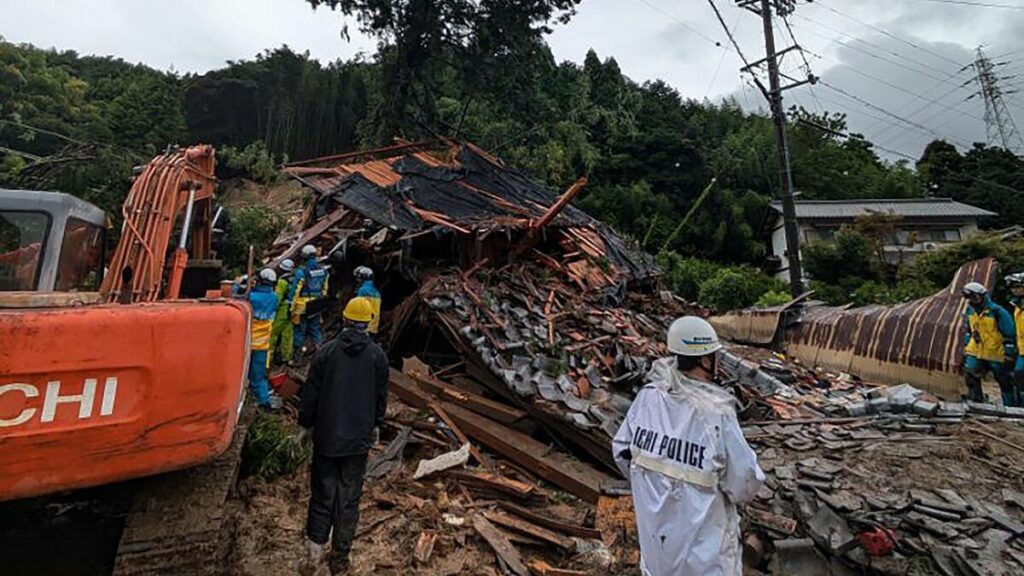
top-left (970, 46), bottom-right (1024, 154)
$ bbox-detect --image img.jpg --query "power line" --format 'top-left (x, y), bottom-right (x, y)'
top-left (816, 79), bottom-right (975, 148)
top-left (793, 13), bottom-right (961, 81)
top-left (903, 0), bottom-right (1024, 9)
top-left (813, 0), bottom-right (963, 67)
top-left (869, 68), bottom-right (974, 140)
top-left (636, 0), bottom-right (727, 50)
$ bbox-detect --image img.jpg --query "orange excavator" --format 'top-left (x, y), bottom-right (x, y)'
top-left (0, 146), bottom-right (252, 572)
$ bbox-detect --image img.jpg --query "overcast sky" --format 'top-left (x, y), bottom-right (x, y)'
top-left (3, 0), bottom-right (1024, 161)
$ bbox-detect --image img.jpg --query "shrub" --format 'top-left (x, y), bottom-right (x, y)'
top-left (218, 141), bottom-right (284, 185)
top-left (226, 204), bottom-right (288, 273)
top-left (657, 252), bottom-right (723, 301)
top-left (241, 411), bottom-right (310, 480)
top-left (755, 290), bottom-right (793, 308)
top-left (698, 267), bottom-right (786, 312)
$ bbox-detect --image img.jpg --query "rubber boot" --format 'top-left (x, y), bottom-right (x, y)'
top-left (996, 370), bottom-right (1018, 408)
top-left (301, 538), bottom-right (326, 576)
top-left (1014, 371), bottom-right (1024, 408)
top-left (965, 373), bottom-right (985, 403)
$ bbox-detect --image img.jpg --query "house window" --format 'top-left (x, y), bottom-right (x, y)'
top-left (944, 229), bottom-right (961, 242)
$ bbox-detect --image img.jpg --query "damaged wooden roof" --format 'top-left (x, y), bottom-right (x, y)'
top-left (282, 139), bottom-right (657, 284)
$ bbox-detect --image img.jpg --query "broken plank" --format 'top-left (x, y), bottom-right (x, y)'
top-left (391, 369), bottom-right (610, 503)
top-left (527, 561), bottom-right (589, 576)
top-left (472, 514), bottom-right (529, 576)
top-left (266, 206), bottom-right (349, 268)
top-left (452, 470), bottom-right (538, 500)
top-left (413, 531), bottom-right (437, 564)
top-left (497, 501), bottom-right (603, 540)
top-left (413, 374), bottom-right (526, 425)
top-left (429, 402), bottom-right (494, 470)
top-left (484, 510), bottom-right (575, 551)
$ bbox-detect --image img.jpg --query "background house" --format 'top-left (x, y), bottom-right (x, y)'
top-left (767, 198), bottom-right (997, 283)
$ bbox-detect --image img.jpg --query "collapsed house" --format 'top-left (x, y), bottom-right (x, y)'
top-left (275, 140), bottom-right (686, 472)
top-left (256, 140), bottom-right (1024, 575)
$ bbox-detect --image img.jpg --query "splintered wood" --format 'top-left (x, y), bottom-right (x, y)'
top-left (472, 514), bottom-right (530, 576)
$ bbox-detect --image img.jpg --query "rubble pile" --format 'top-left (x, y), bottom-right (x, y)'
top-left (723, 349), bottom-right (1024, 575)
top-left (237, 139), bottom-right (1024, 574)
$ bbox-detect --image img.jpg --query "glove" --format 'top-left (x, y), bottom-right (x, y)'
top-left (371, 426), bottom-right (380, 445)
top-left (1006, 344), bottom-right (1018, 360)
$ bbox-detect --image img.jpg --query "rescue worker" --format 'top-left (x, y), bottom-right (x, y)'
top-left (1006, 273), bottom-right (1024, 407)
top-left (353, 266), bottom-right (382, 335)
top-left (961, 282), bottom-right (1017, 405)
top-left (299, 297), bottom-right (388, 575)
top-left (613, 316), bottom-right (764, 576)
top-left (290, 244), bottom-right (330, 356)
top-left (248, 268), bottom-right (282, 412)
top-left (270, 258), bottom-right (296, 365)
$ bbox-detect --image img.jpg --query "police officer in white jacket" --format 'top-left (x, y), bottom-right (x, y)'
top-left (613, 316), bottom-right (764, 576)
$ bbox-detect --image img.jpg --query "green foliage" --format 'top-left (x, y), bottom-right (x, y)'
top-left (918, 140), bottom-right (1024, 230)
top-left (241, 411), bottom-right (310, 480)
top-left (657, 252), bottom-right (722, 301)
top-left (803, 227), bottom-right (880, 286)
top-left (227, 205), bottom-right (288, 273)
top-left (218, 141), bottom-right (284, 184)
top-left (697, 266), bottom-right (786, 313)
top-left (908, 234), bottom-right (1024, 297)
top-left (850, 279), bottom-right (937, 306)
top-left (756, 290), bottom-right (792, 308)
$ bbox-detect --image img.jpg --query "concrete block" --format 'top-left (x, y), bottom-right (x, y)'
top-left (846, 401), bottom-right (868, 417)
top-left (937, 402), bottom-right (967, 418)
top-left (911, 399), bottom-right (939, 417)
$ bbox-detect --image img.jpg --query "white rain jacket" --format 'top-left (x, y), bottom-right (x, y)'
top-left (613, 357), bottom-right (764, 576)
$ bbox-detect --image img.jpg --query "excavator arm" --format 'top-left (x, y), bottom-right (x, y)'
top-left (100, 145), bottom-right (218, 303)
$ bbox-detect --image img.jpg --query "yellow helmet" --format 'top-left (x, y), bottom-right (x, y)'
top-left (343, 297), bottom-right (375, 323)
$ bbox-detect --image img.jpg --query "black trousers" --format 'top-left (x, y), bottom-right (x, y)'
top-left (305, 453), bottom-right (369, 563)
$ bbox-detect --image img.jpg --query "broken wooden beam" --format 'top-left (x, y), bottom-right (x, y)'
top-left (473, 514), bottom-right (529, 576)
top-left (483, 510), bottom-right (575, 551)
top-left (413, 373), bottom-right (526, 425)
top-left (266, 206), bottom-right (349, 268)
top-left (391, 369), bottom-right (610, 503)
top-left (497, 501), bottom-right (603, 540)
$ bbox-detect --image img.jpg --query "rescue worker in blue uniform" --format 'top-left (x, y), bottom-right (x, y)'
top-left (1006, 273), bottom-right (1024, 407)
top-left (353, 266), bottom-right (382, 335)
top-left (290, 244), bottom-right (330, 356)
top-left (962, 282), bottom-right (1017, 405)
top-left (249, 268), bottom-right (282, 411)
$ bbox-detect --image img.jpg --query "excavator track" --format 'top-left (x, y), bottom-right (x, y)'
top-left (111, 406), bottom-right (252, 576)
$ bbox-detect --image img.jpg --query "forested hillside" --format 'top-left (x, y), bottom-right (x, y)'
top-left (2, 25), bottom-right (1022, 275)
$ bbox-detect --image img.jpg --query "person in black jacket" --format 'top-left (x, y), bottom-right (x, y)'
top-left (299, 296), bottom-right (387, 575)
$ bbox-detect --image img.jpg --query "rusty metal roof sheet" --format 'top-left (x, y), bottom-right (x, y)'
top-left (785, 258), bottom-right (998, 398)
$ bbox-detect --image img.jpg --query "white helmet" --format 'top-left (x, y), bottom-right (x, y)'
top-left (258, 268), bottom-right (277, 284)
top-left (301, 244), bottom-right (317, 258)
top-left (279, 258), bottom-right (295, 273)
top-left (354, 265), bottom-right (374, 281)
top-left (962, 282), bottom-right (987, 297)
top-left (667, 316), bottom-right (722, 357)
top-left (1005, 273), bottom-right (1024, 288)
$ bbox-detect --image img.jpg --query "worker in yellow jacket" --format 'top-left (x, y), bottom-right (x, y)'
top-left (962, 282), bottom-right (1017, 406)
top-left (1007, 273), bottom-right (1024, 407)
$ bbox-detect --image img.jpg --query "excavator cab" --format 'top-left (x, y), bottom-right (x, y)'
top-left (0, 190), bottom-right (107, 293)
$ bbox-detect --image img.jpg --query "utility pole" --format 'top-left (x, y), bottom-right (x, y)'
top-left (733, 0), bottom-right (814, 296)
top-left (970, 46), bottom-right (1024, 154)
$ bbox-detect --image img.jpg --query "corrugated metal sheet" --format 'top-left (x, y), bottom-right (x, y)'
top-left (784, 258), bottom-right (998, 398)
top-left (768, 199), bottom-right (997, 220)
